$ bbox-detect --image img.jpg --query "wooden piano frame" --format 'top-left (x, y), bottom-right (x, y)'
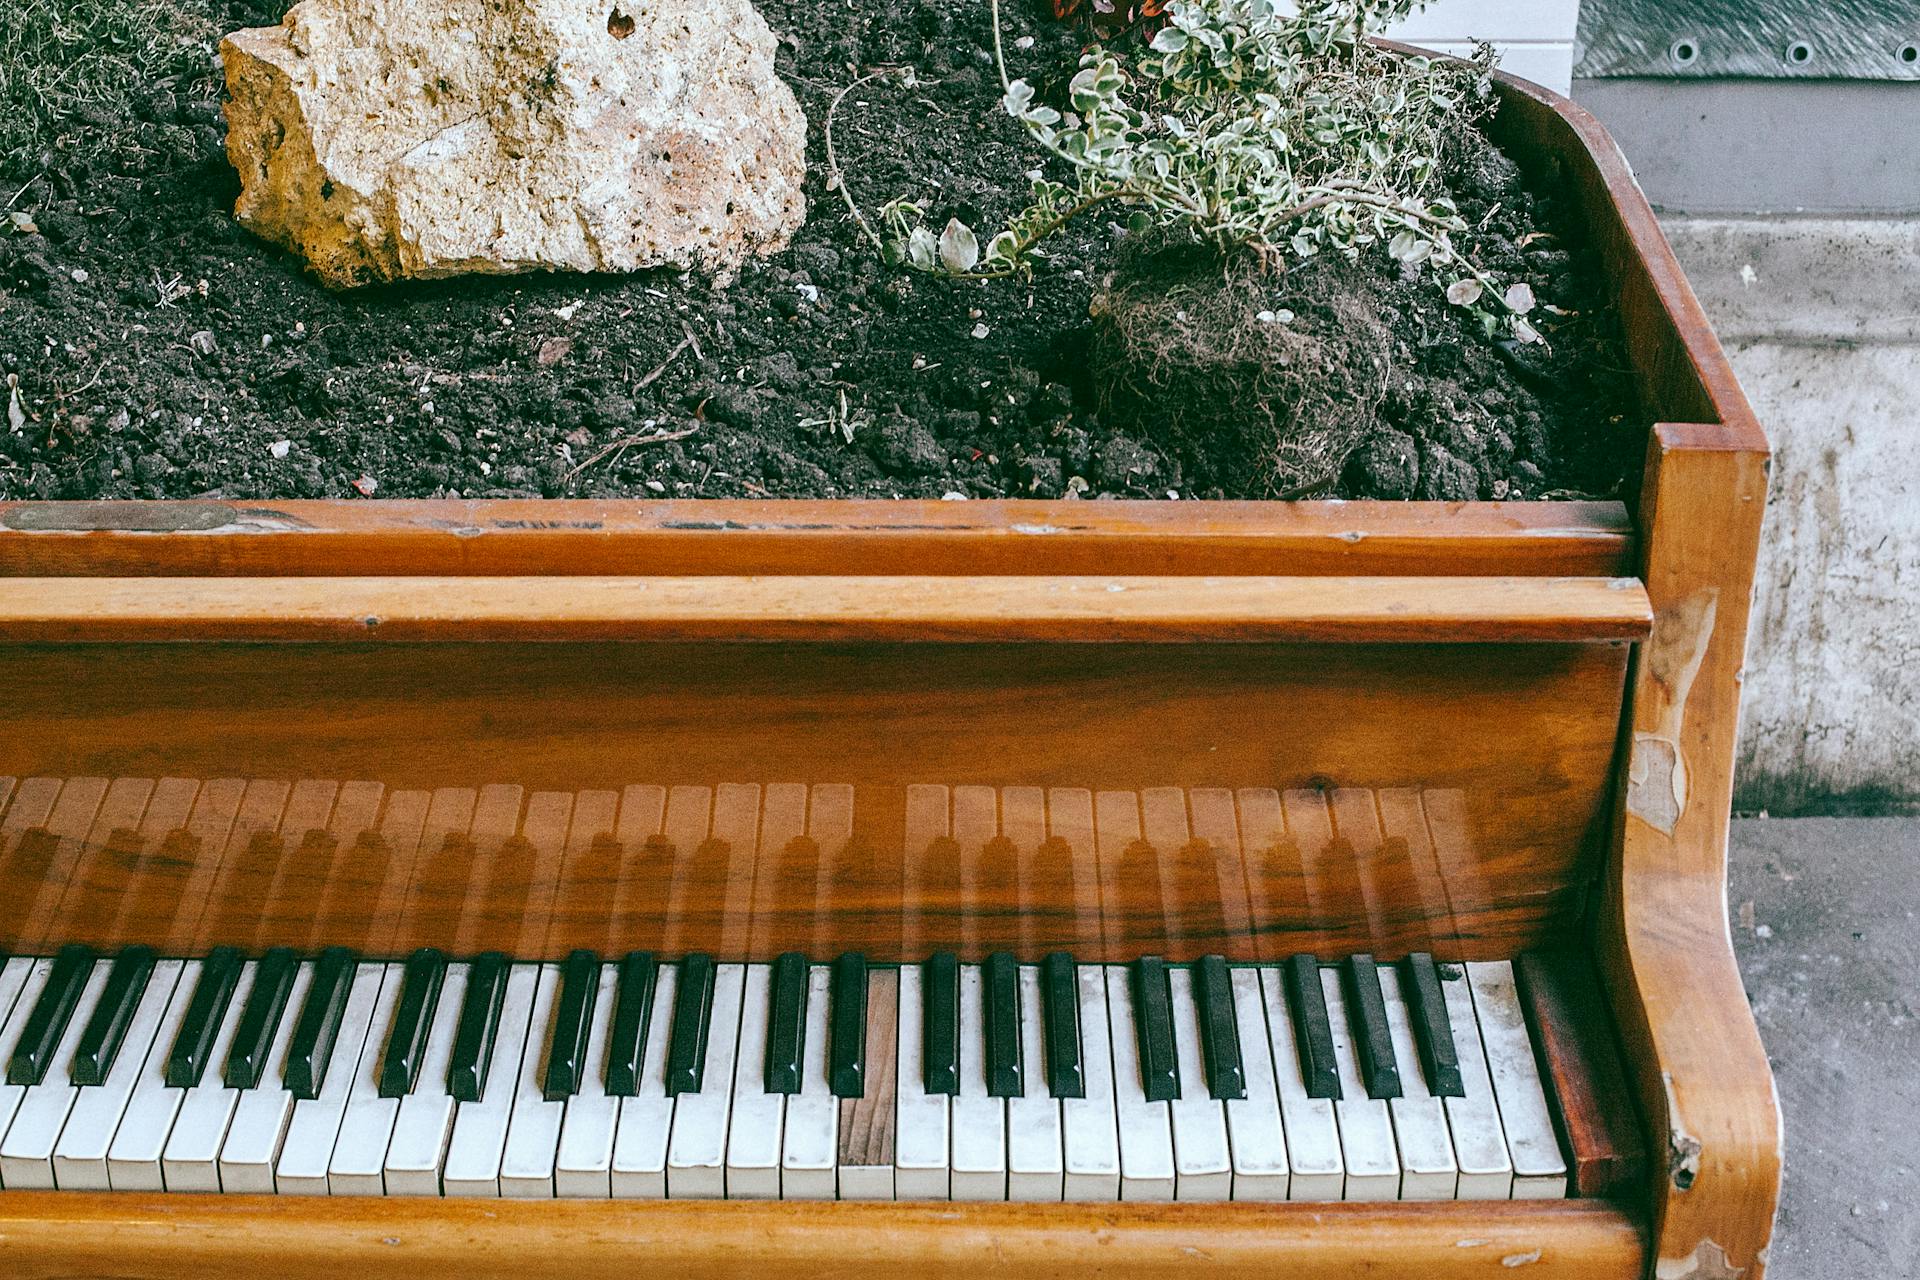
top-left (0, 69), bottom-right (1778, 1280)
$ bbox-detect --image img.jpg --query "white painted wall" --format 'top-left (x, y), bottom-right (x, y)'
top-left (1381, 0), bottom-right (1582, 93)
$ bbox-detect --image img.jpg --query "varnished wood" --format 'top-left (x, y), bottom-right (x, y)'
top-left (0, 499), bottom-right (1636, 579)
top-left (0, 575), bottom-right (1653, 645)
top-left (0, 1192), bottom-right (1643, 1278)
top-left (1516, 950), bottom-right (1647, 1200)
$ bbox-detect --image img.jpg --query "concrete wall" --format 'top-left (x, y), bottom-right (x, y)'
top-left (1660, 219), bottom-right (1920, 815)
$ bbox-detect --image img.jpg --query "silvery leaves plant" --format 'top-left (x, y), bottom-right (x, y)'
top-left (883, 0), bottom-right (1540, 341)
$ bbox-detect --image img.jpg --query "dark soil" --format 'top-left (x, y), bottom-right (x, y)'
top-left (0, 0), bottom-right (1645, 503)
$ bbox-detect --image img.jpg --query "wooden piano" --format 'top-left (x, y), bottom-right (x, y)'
top-left (0, 67), bottom-right (1778, 1280)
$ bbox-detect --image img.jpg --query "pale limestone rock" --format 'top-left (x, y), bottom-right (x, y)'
top-left (221, 0), bottom-right (806, 289)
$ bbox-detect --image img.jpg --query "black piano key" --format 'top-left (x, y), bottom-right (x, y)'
top-left (1402, 952), bottom-right (1464, 1098)
top-left (378, 948), bottom-right (448, 1099)
top-left (921, 950), bottom-right (960, 1096)
top-left (1283, 954), bottom-right (1341, 1101)
top-left (71, 945), bottom-right (157, 1086)
top-left (982, 951), bottom-right (1022, 1098)
top-left (829, 952), bottom-right (870, 1098)
top-left (1040, 952), bottom-right (1083, 1099)
top-left (165, 945), bottom-right (243, 1088)
top-left (1129, 956), bottom-right (1180, 1103)
top-left (665, 952), bottom-right (716, 1096)
top-left (764, 951), bottom-right (808, 1095)
top-left (543, 949), bottom-right (601, 1100)
top-left (284, 946), bottom-right (356, 1101)
top-left (224, 946), bottom-right (299, 1090)
top-left (7, 944), bottom-right (96, 1087)
top-left (447, 951), bottom-right (510, 1103)
top-left (1343, 954), bottom-right (1402, 1100)
top-left (605, 951), bottom-right (658, 1097)
top-left (1193, 955), bottom-right (1246, 1101)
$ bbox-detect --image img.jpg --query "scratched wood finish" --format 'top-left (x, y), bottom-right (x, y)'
top-left (0, 640), bottom-right (1627, 960)
top-left (0, 575), bottom-right (1654, 645)
top-left (1516, 950), bottom-right (1648, 1200)
top-left (0, 1192), bottom-right (1644, 1279)
top-left (0, 499), bottom-right (1637, 579)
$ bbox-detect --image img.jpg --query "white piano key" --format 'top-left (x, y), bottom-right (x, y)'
top-left (1257, 967), bottom-right (1343, 1201)
top-left (1467, 960), bottom-right (1567, 1199)
top-left (0, 958), bottom-right (57, 1175)
top-left (498, 962), bottom-right (564, 1198)
top-left (949, 963), bottom-right (1006, 1201)
top-left (0, 960), bottom-right (113, 1188)
top-left (107, 960), bottom-right (206, 1191)
top-left (53, 959), bottom-right (185, 1190)
top-left (555, 961), bottom-right (623, 1198)
top-left (1105, 965), bottom-right (1174, 1201)
top-left (1167, 967), bottom-right (1232, 1201)
top-left (1224, 968), bottom-right (1288, 1201)
top-left (724, 964), bottom-right (781, 1199)
top-left (275, 961), bottom-right (387, 1194)
top-left (1060, 963), bottom-right (1118, 1202)
top-left (444, 963), bottom-right (540, 1197)
top-left (780, 964), bottom-right (837, 1199)
top-left (188, 959), bottom-right (297, 1193)
top-left (1379, 965), bottom-right (1459, 1200)
top-left (384, 961), bottom-right (470, 1195)
top-left (1321, 966), bottom-right (1400, 1201)
top-left (665, 961), bottom-right (744, 1199)
top-left (1005, 965), bottom-right (1063, 1201)
top-left (610, 961), bottom-right (677, 1198)
top-left (327, 962), bottom-right (407, 1195)
top-left (1441, 965), bottom-right (1513, 1199)
top-left (893, 963), bottom-right (949, 1199)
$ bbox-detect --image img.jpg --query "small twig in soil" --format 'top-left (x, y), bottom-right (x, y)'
top-left (6, 173), bottom-right (45, 210)
top-left (635, 334), bottom-right (694, 389)
top-left (679, 322), bottom-right (703, 363)
top-left (826, 67), bottom-right (915, 252)
top-left (565, 425), bottom-right (699, 481)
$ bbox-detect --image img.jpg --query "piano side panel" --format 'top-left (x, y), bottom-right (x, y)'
top-left (0, 639), bottom-right (1629, 963)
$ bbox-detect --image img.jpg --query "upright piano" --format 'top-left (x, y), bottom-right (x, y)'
top-left (0, 68), bottom-right (1778, 1280)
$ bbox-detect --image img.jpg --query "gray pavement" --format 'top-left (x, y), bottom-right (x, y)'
top-left (1730, 817), bottom-right (1920, 1276)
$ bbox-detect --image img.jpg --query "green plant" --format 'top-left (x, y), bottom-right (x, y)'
top-left (857, 0), bottom-right (1539, 340)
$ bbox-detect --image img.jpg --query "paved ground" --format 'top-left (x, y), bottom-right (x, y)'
top-left (1729, 817), bottom-right (1919, 1276)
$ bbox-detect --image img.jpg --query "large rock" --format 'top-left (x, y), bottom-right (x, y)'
top-left (221, 0), bottom-right (807, 288)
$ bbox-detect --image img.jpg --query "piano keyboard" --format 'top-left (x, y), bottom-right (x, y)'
top-left (0, 947), bottom-right (1568, 1200)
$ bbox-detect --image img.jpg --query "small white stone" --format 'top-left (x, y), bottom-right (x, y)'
top-left (941, 490), bottom-right (968, 501)
top-left (70, 268), bottom-right (89, 284)
top-left (645, 479), bottom-right (667, 493)
top-left (971, 322), bottom-right (991, 340)
top-left (269, 439), bottom-right (292, 458)
top-left (553, 300), bottom-right (582, 321)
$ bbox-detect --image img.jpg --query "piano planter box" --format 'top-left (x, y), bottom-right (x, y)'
top-left (0, 63), bottom-right (1778, 1280)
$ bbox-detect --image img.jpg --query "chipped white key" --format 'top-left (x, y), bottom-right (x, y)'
top-left (1224, 967), bottom-right (1288, 1200)
top-left (1167, 966), bottom-right (1231, 1201)
top-left (1061, 963), bottom-right (1118, 1201)
top-left (54, 959), bottom-right (185, 1189)
top-left (610, 961), bottom-right (677, 1198)
top-left (665, 961), bottom-right (744, 1199)
top-left (499, 963), bottom-right (564, 1197)
top-left (555, 962), bottom-right (622, 1198)
top-left (0, 960), bottom-right (113, 1187)
top-left (1258, 967), bottom-right (1342, 1200)
top-left (780, 964), bottom-right (837, 1199)
top-left (1379, 965), bottom-right (1458, 1200)
top-left (1441, 965), bottom-right (1513, 1199)
top-left (1106, 966), bottom-right (1174, 1201)
top-left (1322, 966), bottom-right (1399, 1200)
top-left (949, 964), bottom-right (1006, 1201)
top-left (108, 959), bottom-right (209, 1191)
top-left (275, 962), bottom-right (386, 1194)
top-left (326, 962), bottom-right (407, 1195)
top-left (1006, 965), bottom-right (1063, 1200)
top-left (384, 961), bottom-right (469, 1195)
top-left (1467, 961), bottom-right (1566, 1198)
top-left (724, 964), bottom-right (781, 1199)
top-left (443, 963), bottom-right (539, 1197)
top-left (177, 960), bottom-right (282, 1193)
top-left (893, 963), bottom-right (948, 1199)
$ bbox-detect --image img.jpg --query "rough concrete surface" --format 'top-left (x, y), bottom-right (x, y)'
top-left (1731, 817), bottom-right (1920, 1277)
top-left (1662, 218), bottom-right (1920, 815)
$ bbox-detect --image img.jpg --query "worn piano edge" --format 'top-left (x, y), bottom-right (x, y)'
top-left (0, 1192), bottom-right (1644, 1278)
top-left (0, 575), bottom-right (1654, 645)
